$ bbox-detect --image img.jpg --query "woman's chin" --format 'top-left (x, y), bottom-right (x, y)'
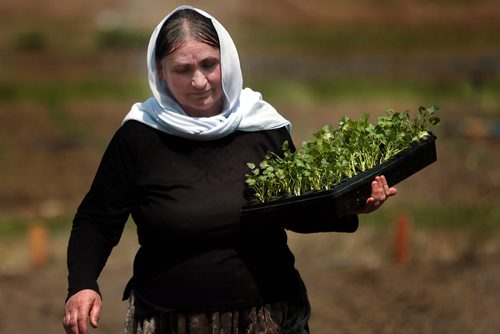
top-left (184, 99), bottom-right (223, 117)
top-left (185, 105), bottom-right (219, 117)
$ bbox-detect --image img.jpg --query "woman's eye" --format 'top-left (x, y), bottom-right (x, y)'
top-left (203, 60), bottom-right (219, 69)
top-left (173, 67), bottom-right (189, 74)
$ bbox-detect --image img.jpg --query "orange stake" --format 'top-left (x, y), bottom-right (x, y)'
top-left (28, 221), bottom-right (48, 269)
top-left (395, 213), bottom-right (411, 265)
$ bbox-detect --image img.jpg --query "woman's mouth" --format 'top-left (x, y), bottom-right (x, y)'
top-left (190, 90), bottom-right (211, 98)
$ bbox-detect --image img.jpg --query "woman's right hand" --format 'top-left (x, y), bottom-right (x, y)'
top-left (63, 289), bottom-right (102, 334)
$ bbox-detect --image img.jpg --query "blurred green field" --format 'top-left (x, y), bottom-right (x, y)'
top-left (0, 0), bottom-right (499, 232)
top-left (1, 3), bottom-right (500, 333)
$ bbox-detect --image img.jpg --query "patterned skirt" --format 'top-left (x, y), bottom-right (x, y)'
top-left (123, 294), bottom-right (310, 334)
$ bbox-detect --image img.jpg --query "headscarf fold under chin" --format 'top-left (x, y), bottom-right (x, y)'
top-left (122, 5), bottom-right (291, 141)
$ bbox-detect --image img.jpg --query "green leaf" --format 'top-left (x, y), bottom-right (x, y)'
top-left (245, 105), bottom-right (440, 203)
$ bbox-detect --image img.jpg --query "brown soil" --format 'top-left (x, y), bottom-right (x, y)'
top-left (1, 228), bottom-right (500, 334)
top-left (1, 1), bottom-right (499, 333)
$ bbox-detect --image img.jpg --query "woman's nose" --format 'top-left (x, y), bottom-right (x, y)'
top-left (191, 70), bottom-right (207, 88)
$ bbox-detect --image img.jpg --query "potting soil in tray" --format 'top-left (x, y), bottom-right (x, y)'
top-left (241, 133), bottom-right (437, 219)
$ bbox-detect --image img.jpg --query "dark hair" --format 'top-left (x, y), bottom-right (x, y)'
top-left (155, 9), bottom-right (220, 65)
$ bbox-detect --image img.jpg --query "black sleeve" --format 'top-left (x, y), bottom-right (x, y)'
top-left (66, 123), bottom-right (137, 300)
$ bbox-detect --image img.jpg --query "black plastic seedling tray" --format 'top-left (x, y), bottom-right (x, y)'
top-left (242, 133), bottom-right (437, 219)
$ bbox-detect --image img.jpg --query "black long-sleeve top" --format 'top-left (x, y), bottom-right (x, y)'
top-left (66, 120), bottom-right (358, 317)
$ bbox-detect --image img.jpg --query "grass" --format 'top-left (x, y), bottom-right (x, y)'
top-left (248, 77), bottom-right (500, 108)
top-left (0, 204), bottom-right (497, 239)
top-left (45, 103), bottom-right (92, 142)
top-left (361, 203), bottom-right (500, 232)
top-left (1, 1), bottom-right (498, 242)
top-left (237, 23), bottom-right (500, 55)
top-left (0, 216), bottom-right (69, 237)
top-left (0, 214), bottom-right (135, 238)
top-left (0, 78), bottom-right (149, 104)
top-left (0, 78), bottom-right (150, 148)
top-left (2, 76), bottom-right (498, 109)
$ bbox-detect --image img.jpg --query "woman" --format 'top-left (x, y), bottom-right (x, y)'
top-left (62, 6), bottom-right (396, 334)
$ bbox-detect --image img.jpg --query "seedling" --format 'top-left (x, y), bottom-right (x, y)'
top-left (245, 105), bottom-right (440, 203)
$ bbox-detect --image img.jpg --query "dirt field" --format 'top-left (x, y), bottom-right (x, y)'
top-left (1, 100), bottom-right (499, 334)
top-left (1, 226), bottom-right (500, 334)
top-left (1, 0), bottom-right (499, 333)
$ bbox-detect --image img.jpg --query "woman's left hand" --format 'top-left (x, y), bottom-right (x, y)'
top-left (357, 175), bottom-right (397, 214)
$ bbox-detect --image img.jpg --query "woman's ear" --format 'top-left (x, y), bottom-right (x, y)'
top-left (158, 66), bottom-right (165, 81)
top-left (157, 62), bottom-right (165, 81)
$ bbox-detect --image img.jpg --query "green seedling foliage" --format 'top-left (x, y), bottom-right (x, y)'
top-left (245, 105), bottom-right (440, 203)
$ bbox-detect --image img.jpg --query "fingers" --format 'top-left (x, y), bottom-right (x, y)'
top-left (63, 308), bottom-right (80, 334)
top-left (379, 175), bottom-right (397, 197)
top-left (356, 175), bottom-right (398, 214)
top-left (62, 289), bottom-right (102, 334)
top-left (373, 175), bottom-right (397, 201)
top-left (89, 298), bottom-right (102, 328)
top-left (77, 306), bottom-right (90, 334)
top-left (63, 304), bottom-right (90, 334)
top-left (366, 195), bottom-right (381, 208)
top-left (372, 177), bottom-right (386, 202)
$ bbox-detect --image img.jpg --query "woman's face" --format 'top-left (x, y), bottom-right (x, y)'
top-left (160, 39), bottom-right (224, 117)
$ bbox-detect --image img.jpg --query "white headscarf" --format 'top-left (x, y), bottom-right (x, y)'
top-left (123, 5), bottom-right (291, 140)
